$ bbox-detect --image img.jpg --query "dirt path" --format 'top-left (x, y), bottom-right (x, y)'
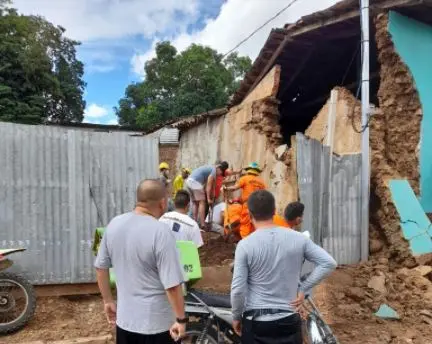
top-left (3, 246), bottom-right (432, 343)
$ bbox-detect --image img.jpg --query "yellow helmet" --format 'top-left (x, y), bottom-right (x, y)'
top-left (244, 162), bottom-right (262, 175)
top-left (182, 167), bottom-right (191, 174)
top-left (159, 162), bottom-right (170, 170)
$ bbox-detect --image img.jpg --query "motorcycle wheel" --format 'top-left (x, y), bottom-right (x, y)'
top-left (0, 272), bottom-right (37, 334)
top-left (183, 322), bottom-right (219, 344)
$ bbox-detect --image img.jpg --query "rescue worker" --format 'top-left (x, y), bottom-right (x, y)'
top-left (222, 199), bottom-right (242, 242)
top-left (223, 162), bottom-right (266, 239)
top-left (159, 162), bottom-right (174, 211)
top-left (172, 167), bottom-right (191, 198)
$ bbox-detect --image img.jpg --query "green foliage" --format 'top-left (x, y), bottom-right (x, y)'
top-left (115, 41), bottom-right (252, 130)
top-left (0, 3), bottom-right (86, 124)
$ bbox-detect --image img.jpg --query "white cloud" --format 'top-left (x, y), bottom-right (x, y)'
top-left (84, 103), bottom-right (109, 119)
top-left (12, 0), bottom-right (200, 42)
top-left (132, 0), bottom-right (342, 77)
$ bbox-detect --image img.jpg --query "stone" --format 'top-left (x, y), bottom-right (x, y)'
top-left (370, 239), bottom-right (384, 254)
top-left (368, 275), bottom-right (387, 294)
top-left (420, 309), bottom-right (432, 318)
top-left (275, 144), bottom-right (287, 160)
top-left (378, 257), bottom-right (389, 265)
top-left (413, 265), bottom-right (432, 277)
top-left (345, 287), bottom-right (366, 302)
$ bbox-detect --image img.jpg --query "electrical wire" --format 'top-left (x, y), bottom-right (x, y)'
top-left (222, 0), bottom-right (302, 58)
top-left (350, 0), bottom-right (371, 134)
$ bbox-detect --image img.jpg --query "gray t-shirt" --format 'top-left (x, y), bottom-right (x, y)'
top-left (94, 212), bottom-right (184, 334)
top-left (231, 227), bottom-right (337, 321)
top-left (190, 165), bottom-right (216, 184)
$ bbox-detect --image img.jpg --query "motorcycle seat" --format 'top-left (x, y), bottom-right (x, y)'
top-left (190, 289), bottom-right (231, 308)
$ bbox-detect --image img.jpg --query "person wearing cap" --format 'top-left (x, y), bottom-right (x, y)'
top-left (159, 162), bottom-right (171, 189)
top-left (172, 167), bottom-right (191, 198)
top-left (186, 162), bottom-right (229, 228)
top-left (224, 162), bottom-right (266, 239)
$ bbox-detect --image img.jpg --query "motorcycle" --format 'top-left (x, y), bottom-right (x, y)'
top-left (0, 248), bottom-right (37, 334)
top-left (183, 275), bottom-right (339, 344)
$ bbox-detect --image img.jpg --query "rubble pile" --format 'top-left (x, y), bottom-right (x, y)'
top-left (319, 258), bottom-right (432, 344)
top-left (368, 13), bottom-right (423, 266)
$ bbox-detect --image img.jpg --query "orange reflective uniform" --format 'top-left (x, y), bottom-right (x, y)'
top-left (238, 175), bottom-right (266, 203)
top-left (273, 214), bottom-right (290, 228)
top-left (239, 203), bottom-right (254, 239)
top-left (224, 203), bottom-right (242, 235)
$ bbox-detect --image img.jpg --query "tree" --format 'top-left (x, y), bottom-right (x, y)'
top-left (0, 3), bottom-right (86, 124)
top-left (115, 41), bottom-right (252, 130)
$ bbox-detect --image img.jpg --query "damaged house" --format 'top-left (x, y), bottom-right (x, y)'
top-left (151, 0), bottom-right (432, 266)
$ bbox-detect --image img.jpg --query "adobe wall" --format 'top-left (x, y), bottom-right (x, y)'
top-left (219, 66), bottom-right (298, 214)
top-left (176, 116), bottom-right (224, 170)
top-left (305, 87), bottom-right (361, 154)
top-left (369, 13), bottom-right (422, 266)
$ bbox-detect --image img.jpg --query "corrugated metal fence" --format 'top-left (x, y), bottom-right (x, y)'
top-left (0, 122), bottom-right (158, 284)
top-left (296, 133), bottom-right (362, 264)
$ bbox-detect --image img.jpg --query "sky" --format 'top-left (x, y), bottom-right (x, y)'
top-left (12, 0), bottom-right (341, 125)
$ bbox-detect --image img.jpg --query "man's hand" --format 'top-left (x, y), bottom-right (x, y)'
top-left (103, 302), bottom-right (117, 327)
top-left (207, 198), bottom-right (214, 205)
top-left (169, 322), bottom-right (186, 341)
top-left (232, 320), bottom-right (242, 336)
top-left (290, 292), bottom-right (305, 311)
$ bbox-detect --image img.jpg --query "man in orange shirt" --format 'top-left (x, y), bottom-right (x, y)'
top-left (224, 162), bottom-right (266, 239)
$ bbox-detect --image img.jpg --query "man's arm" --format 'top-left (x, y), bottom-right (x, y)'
top-left (230, 244), bottom-right (248, 321)
top-left (206, 175), bottom-right (215, 202)
top-left (299, 239), bottom-right (337, 294)
top-left (165, 285), bottom-right (185, 319)
top-left (94, 232), bottom-right (114, 303)
top-left (156, 228), bottom-right (186, 318)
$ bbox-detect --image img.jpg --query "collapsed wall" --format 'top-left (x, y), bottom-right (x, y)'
top-left (305, 87), bottom-right (362, 154)
top-left (219, 66), bottom-right (298, 213)
top-left (369, 13), bottom-right (423, 266)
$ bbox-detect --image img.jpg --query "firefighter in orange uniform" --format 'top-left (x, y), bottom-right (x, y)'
top-left (224, 162), bottom-right (266, 239)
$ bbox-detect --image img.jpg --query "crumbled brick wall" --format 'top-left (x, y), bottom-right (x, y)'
top-left (369, 13), bottom-right (422, 266)
top-left (159, 144), bottom-right (179, 178)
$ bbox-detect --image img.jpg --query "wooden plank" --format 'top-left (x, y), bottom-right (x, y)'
top-left (238, 0), bottom-right (420, 105)
top-left (35, 283), bottom-right (100, 297)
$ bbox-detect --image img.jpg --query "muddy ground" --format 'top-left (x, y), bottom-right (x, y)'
top-left (3, 236), bottom-right (432, 344)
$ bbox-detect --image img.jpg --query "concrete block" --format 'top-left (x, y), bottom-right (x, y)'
top-left (375, 304), bottom-right (400, 320)
top-left (389, 180), bottom-right (432, 255)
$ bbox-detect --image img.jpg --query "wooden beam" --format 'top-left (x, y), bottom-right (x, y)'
top-left (291, 72), bottom-right (379, 110)
top-left (240, 0), bottom-right (421, 104)
top-left (35, 283), bottom-right (100, 297)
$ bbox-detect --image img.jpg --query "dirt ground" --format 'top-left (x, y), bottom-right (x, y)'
top-left (3, 235), bottom-right (432, 344)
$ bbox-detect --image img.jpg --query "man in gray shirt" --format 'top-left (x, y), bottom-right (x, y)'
top-left (95, 179), bottom-right (188, 344)
top-left (231, 190), bottom-right (337, 344)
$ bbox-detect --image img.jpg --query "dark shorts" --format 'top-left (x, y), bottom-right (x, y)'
top-left (116, 326), bottom-right (176, 344)
top-left (241, 313), bottom-right (303, 344)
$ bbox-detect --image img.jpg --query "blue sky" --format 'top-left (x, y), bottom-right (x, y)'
top-left (12, 0), bottom-right (340, 125)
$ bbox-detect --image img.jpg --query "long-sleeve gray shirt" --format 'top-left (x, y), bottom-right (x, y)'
top-left (231, 227), bottom-right (337, 321)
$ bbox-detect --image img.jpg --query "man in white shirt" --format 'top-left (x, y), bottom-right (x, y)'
top-left (160, 190), bottom-right (204, 248)
top-left (205, 202), bottom-right (225, 235)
